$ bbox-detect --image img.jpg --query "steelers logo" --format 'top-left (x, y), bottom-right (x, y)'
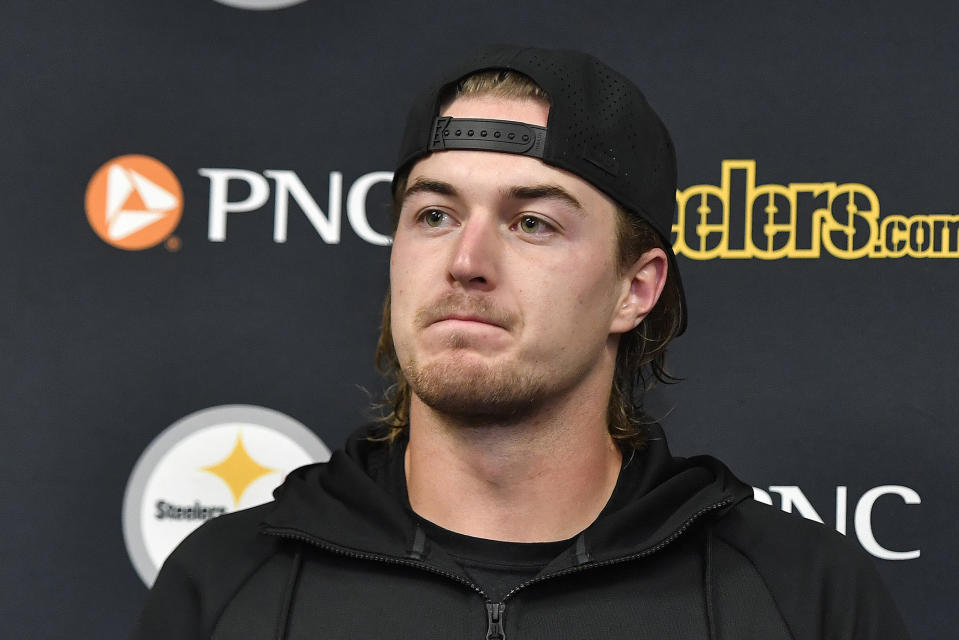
top-left (122, 405), bottom-right (330, 586)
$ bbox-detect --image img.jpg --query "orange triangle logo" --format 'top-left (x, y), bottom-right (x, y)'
top-left (122, 188), bottom-right (149, 212)
top-left (84, 154), bottom-right (184, 251)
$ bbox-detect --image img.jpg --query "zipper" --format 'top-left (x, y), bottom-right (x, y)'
top-left (485, 602), bottom-right (506, 640)
top-left (263, 496), bottom-right (732, 639)
top-left (261, 526), bottom-right (490, 600)
top-left (498, 497), bottom-right (733, 602)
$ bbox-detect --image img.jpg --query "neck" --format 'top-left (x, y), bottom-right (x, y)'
top-left (404, 371), bottom-right (622, 542)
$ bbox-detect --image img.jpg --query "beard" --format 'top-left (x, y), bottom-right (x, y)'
top-left (403, 351), bottom-right (550, 422)
top-left (397, 291), bottom-right (585, 423)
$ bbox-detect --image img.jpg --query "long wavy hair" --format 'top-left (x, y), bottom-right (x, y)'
top-left (374, 70), bottom-right (682, 449)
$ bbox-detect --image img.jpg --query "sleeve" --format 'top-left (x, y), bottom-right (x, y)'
top-left (712, 499), bottom-right (911, 640)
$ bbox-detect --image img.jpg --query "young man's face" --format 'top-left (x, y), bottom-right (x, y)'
top-left (389, 95), bottom-right (643, 421)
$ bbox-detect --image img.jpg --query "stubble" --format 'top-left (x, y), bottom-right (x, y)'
top-left (402, 292), bottom-right (551, 422)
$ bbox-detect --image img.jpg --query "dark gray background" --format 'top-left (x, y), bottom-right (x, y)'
top-left (3, 1), bottom-right (956, 637)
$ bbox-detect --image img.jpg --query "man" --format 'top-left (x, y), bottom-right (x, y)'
top-left (134, 45), bottom-right (910, 639)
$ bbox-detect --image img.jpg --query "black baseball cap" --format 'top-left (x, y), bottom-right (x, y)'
top-left (394, 45), bottom-right (686, 335)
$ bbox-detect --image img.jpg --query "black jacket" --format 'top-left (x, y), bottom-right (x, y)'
top-left (133, 427), bottom-right (911, 639)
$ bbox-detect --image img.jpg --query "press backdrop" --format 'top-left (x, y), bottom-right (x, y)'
top-left (4, 1), bottom-right (957, 637)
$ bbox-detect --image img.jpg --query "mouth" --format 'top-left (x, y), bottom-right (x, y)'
top-left (433, 314), bottom-right (504, 329)
top-left (415, 293), bottom-right (515, 332)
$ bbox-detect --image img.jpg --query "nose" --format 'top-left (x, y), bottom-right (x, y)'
top-left (447, 214), bottom-right (499, 291)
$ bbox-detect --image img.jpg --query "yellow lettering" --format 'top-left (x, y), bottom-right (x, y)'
top-left (673, 161), bottom-right (956, 260)
top-left (878, 215), bottom-right (908, 258)
top-left (822, 184), bottom-right (879, 260)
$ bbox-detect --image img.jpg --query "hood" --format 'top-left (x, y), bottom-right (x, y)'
top-left (263, 427), bottom-right (417, 558)
top-left (261, 424), bottom-right (754, 568)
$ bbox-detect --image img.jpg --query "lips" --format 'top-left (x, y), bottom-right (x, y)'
top-left (415, 293), bottom-right (515, 331)
top-left (434, 314), bottom-right (503, 328)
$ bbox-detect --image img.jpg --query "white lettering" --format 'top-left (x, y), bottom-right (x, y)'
top-left (835, 486), bottom-right (848, 535)
top-left (854, 485), bottom-right (921, 560)
top-left (755, 484), bottom-right (921, 560)
top-left (768, 485), bottom-right (824, 523)
top-left (199, 169), bottom-right (271, 242)
top-left (347, 171), bottom-right (393, 246)
top-left (265, 170), bottom-right (342, 244)
top-left (752, 487), bottom-right (774, 505)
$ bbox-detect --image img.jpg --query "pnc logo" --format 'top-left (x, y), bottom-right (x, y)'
top-left (754, 485), bottom-right (921, 561)
top-left (85, 154), bottom-right (183, 251)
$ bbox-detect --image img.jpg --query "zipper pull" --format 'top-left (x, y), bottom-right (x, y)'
top-left (485, 602), bottom-right (506, 640)
top-left (486, 602), bottom-right (506, 640)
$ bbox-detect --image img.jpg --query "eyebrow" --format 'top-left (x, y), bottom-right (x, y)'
top-left (505, 184), bottom-right (583, 212)
top-left (403, 178), bottom-right (458, 202)
top-left (403, 177), bottom-right (583, 212)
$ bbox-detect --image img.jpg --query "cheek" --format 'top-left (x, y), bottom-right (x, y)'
top-left (387, 249), bottom-right (412, 343)
top-left (389, 292), bottom-right (415, 365)
top-left (388, 242), bottom-right (435, 350)
top-left (389, 239), bottom-right (418, 297)
top-left (538, 258), bottom-right (621, 334)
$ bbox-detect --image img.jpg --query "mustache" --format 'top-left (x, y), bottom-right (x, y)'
top-left (415, 292), bottom-right (516, 330)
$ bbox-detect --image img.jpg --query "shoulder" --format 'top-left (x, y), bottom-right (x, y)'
top-left (169, 502), bottom-right (280, 569)
top-left (711, 498), bottom-right (880, 604)
top-left (714, 497), bottom-right (861, 566)
top-left (709, 498), bottom-right (910, 640)
top-left (158, 502), bottom-right (286, 605)
top-left (132, 503), bottom-right (285, 640)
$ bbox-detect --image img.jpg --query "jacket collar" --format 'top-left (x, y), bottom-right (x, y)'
top-left (262, 425), bottom-right (752, 570)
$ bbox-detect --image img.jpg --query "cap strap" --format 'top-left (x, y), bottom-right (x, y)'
top-left (429, 117), bottom-right (547, 158)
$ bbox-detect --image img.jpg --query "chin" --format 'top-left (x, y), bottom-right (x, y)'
top-left (404, 355), bottom-right (548, 421)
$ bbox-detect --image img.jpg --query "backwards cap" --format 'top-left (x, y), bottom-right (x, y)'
top-left (394, 45), bottom-right (686, 334)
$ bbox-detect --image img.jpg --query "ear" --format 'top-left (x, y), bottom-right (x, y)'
top-left (609, 248), bottom-right (668, 334)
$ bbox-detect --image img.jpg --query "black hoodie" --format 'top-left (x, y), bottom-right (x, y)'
top-left (132, 426), bottom-right (910, 639)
